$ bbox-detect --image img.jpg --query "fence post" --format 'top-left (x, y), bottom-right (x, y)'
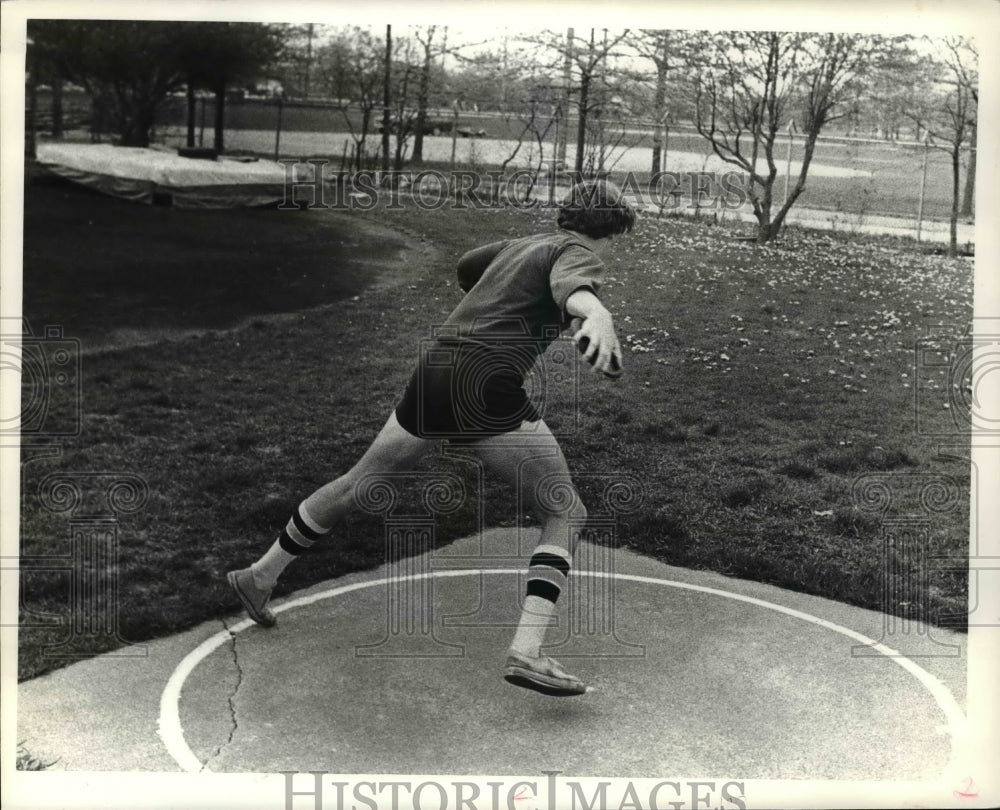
top-left (450, 100), bottom-right (459, 172)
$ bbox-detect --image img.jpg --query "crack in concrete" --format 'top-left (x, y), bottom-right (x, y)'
top-left (203, 617), bottom-right (243, 771)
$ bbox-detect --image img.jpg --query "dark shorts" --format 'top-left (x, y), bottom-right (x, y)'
top-left (394, 340), bottom-right (540, 442)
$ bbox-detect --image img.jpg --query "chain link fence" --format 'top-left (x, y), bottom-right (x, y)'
top-left (28, 90), bottom-right (974, 248)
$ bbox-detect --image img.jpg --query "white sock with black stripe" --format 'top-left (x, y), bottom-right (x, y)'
top-left (250, 502), bottom-right (330, 589)
top-left (510, 544), bottom-right (572, 657)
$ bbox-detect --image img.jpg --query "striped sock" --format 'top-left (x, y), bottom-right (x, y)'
top-left (510, 544), bottom-right (572, 657)
top-left (250, 502), bottom-right (330, 589)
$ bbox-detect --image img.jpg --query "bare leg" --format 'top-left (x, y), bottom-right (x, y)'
top-left (470, 420), bottom-right (589, 695)
top-left (469, 420), bottom-right (586, 558)
top-left (229, 412), bottom-right (437, 625)
top-left (301, 411), bottom-right (438, 527)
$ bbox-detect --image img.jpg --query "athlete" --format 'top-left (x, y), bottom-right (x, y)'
top-left (228, 179), bottom-right (636, 696)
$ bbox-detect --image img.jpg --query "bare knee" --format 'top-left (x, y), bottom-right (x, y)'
top-left (531, 475), bottom-right (586, 522)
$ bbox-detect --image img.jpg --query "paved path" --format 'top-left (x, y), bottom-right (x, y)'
top-left (639, 198), bottom-right (975, 247)
top-left (17, 528), bottom-right (968, 782)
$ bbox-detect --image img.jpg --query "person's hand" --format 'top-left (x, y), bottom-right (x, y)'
top-left (570, 313), bottom-right (623, 378)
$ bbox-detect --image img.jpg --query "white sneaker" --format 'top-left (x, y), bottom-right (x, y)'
top-left (227, 567), bottom-right (277, 627)
top-left (503, 649), bottom-right (587, 696)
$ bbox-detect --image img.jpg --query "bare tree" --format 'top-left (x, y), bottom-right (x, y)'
top-left (630, 30), bottom-right (675, 175)
top-left (274, 23), bottom-right (325, 98)
top-left (944, 37), bottom-right (979, 219)
top-left (493, 98), bottom-right (558, 204)
top-left (962, 126), bottom-right (976, 219)
top-left (861, 53), bottom-right (921, 141)
top-left (570, 28), bottom-right (631, 176)
top-left (408, 26), bottom-right (492, 165)
top-left (319, 27), bottom-right (384, 170)
top-left (411, 25), bottom-right (439, 165)
top-left (387, 35), bottom-right (420, 172)
top-left (690, 31), bottom-right (899, 243)
top-left (460, 40), bottom-right (560, 191)
top-left (907, 36), bottom-right (978, 256)
top-left (524, 28), bottom-right (631, 177)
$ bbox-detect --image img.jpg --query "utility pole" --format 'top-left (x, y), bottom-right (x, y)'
top-left (574, 29), bottom-right (594, 176)
top-left (597, 28), bottom-right (607, 174)
top-left (382, 25), bottom-right (391, 174)
top-left (557, 28), bottom-right (573, 169)
top-left (501, 33), bottom-right (509, 112)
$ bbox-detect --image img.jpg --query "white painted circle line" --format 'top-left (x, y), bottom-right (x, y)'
top-left (158, 569), bottom-right (968, 774)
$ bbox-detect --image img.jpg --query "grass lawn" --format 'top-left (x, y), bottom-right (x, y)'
top-left (17, 173), bottom-right (972, 681)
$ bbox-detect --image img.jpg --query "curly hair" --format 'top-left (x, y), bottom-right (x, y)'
top-left (557, 179), bottom-right (637, 239)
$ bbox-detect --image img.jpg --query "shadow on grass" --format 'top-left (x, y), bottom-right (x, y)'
top-left (21, 170), bottom-right (410, 350)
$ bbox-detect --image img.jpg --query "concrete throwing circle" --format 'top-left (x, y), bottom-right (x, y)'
top-left (158, 569), bottom-right (967, 774)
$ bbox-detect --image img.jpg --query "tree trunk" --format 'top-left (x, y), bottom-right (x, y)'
top-left (120, 109), bottom-right (155, 147)
top-left (650, 38), bottom-right (668, 176)
top-left (754, 171), bottom-right (778, 243)
top-left (51, 76), bottom-right (63, 138)
top-left (575, 72), bottom-right (589, 176)
top-left (114, 90), bottom-right (157, 147)
top-left (961, 126), bottom-right (976, 218)
top-left (949, 147), bottom-right (960, 258)
top-left (358, 107), bottom-right (372, 171)
top-left (382, 25), bottom-right (391, 174)
top-left (394, 137), bottom-right (405, 171)
top-left (574, 29), bottom-right (596, 177)
top-left (412, 29), bottom-right (434, 165)
top-left (755, 204), bottom-right (775, 243)
top-left (186, 82), bottom-right (196, 148)
top-left (213, 84), bottom-right (226, 153)
top-left (90, 93), bottom-right (107, 142)
top-left (768, 132), bottom-right (819, 241)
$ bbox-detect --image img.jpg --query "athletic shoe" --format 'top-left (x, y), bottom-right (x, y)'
top-left (227, 567), bottom-right (277, 627)
top-left (503, 649), bottom-right (587, 696)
